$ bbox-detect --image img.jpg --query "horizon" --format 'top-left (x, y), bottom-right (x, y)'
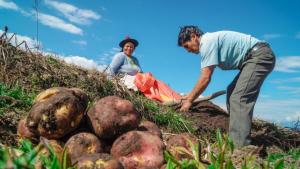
top-left (1, 0), bottom-right (300, 127)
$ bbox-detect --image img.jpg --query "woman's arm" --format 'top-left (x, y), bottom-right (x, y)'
top-left (108, 53), bottom-right (125, 76)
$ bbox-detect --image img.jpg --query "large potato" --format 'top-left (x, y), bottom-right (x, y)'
top-left (65, 132), bottom-right (104, 165)
top-left (26, 87), bottom-right (88, 139)
top-left (111, 131), bottom-right (165, 169)
top-left (166, 133), bottom-right (199, 160)
top-left (138, 120), bottom-right (162, 138)
top-left (87, 96), bottom-right (140, 139)
top-left (76, 153), bottom-right (123, 169)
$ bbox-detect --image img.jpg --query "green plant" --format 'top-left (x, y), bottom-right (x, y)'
top-left (154, 110), bottom-right (195, 133)
top-left (262, 148), bottom-right (300, 169)
top-left (0, 83), bottom-right (35, 114)
top-left (129, 94), bottom-right (195, 133)
top-left (164, 138), bottom-right (206, 169)
top-left (0, 139), bottom-right (73, 169)
top-left (207, 129), bottom-right (235, 169)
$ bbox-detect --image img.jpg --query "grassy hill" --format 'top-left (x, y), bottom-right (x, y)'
top-left (1, 32), bottom-right (300, 168)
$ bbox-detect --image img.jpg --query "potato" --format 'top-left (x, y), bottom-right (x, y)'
top-left (76, 153), bottom-right (123, 169)
top-left (17, 118), bottom-right (39, 143)
top-left (26, 87), bottom-right (88, 139)
top-left (87, 96), bottom-right (140, 139)
top-left (166, 133), bottom-right (199, 160)
top-left (111, 131), bottom-right (165, 169)
top-left (65, 132), bottom-right (104, 165)
top-left (138, 120), bottom-right (162, 138)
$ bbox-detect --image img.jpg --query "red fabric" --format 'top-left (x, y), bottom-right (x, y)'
top-left (134, 72), bottom-right (181, 103)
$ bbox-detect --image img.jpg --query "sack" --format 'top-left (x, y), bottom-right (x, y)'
top-left (134, 72), bottom-right (181, 103)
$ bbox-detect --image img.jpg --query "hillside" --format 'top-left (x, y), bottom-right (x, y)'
top-left (1, 31), bottom-right (300, 168)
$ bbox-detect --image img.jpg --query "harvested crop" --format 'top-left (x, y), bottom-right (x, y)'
top-left (87, 96), bottom-right (140, 139)
top-left (138, 120), bottom-right (162, 138)
top-left (76, 153), bottom-right (123, 169)
top-left (111, 131), bottom-right (165, 169)
top-left (26, 87), bottom-right (88, 139)
top-left (65, 132), bottom-right (104, 165)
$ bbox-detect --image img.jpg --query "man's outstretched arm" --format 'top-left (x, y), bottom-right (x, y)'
top-left (180, 65), bottom-right (215, 112)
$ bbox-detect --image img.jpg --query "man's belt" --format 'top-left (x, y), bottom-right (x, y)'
top-left (245, 42), bottom-right (270, 59)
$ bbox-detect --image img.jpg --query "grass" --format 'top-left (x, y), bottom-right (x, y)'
top-left (0, 139), bottom-right (73, 169)
top-left (127, 93), bottom-right (195, 133)
top-left (0, 83), bottom-right (35, 114)
top-left (164, 129), bottom-right (300, 169)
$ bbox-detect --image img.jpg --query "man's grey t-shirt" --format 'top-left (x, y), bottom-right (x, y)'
top-left (199, 31), bottom-right (260, 70)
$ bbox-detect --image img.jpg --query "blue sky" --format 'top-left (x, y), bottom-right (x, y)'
top-left (1, 0), bottom-right (300, 127)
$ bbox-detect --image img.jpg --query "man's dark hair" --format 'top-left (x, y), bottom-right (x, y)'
top-left (177, 25), bottom-right (204, 46)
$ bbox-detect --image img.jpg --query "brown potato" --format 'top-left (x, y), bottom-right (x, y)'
top-left (76, 153), bottom-right (123, 169)
top-left (26, 87), bottom-right (88, 139)
top-left (111, 131), bottom-right (165, 169)
top-left (166, 133), bottom-right (199, 160)
top-left (17, 118), bottom-right (39, 143)
top-left (87, 96), bottom-right (140, 139)
top-left (138, 120), bottom-right (162, 138)
top-left (65, 132), bottom-right (104, 165)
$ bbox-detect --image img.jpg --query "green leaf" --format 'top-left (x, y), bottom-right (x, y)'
top-left (50, 157), bottom-right (59, 169)
top-left (20, 139), bottom-right (33, 153)
top-left (274, 159), bottom-right (284, 169)
top-left (61, 147), bottom-right (69, 169)
top-left (166, 158), bottom-right (177, 169)
top-left (216, 129), bottom-right (223, 151)
top-left (208, 164), bottom-right (216, 169)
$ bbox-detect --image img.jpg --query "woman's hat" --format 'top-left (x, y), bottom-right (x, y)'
top-left (119, 36), bottom-right (139, 48)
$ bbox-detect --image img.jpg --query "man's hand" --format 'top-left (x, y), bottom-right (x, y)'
top-left (180, 99), bottom-right (193, 112)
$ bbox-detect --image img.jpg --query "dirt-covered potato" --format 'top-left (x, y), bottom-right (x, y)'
top-left (87, 96), bottom-right (140, 139)
top-left (65, 132), bottom-right (104, 165)
top-left (76, 153), bottom-right (123, 169)
top-left (17, 118), bottom-right (39, 142)
top-left (26, 87), bottom-right (88, 139)
top-left (166, 133), bottom-right (199, 160)
top-left (138, 120), bottom-right (162, 138)
top-left (111, 131), bottom-right (165, 169)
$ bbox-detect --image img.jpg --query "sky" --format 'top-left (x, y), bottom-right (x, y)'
top-left (1, 0), bottom-right (300, 127)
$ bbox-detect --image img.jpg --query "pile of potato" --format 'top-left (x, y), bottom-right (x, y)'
top-left (18, 87), bottom-right (198, 169)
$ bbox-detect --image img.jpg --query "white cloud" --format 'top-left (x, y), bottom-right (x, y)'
top-left (72, 40), bottom-right (87, 46)
top-left (0, 30), bottom-right (39, 49)
top-left (275, 56), bottom-right (300, 73)
top-left (44, 0), bottom-right (101, 25)
top-left (0, 1), bottom-right (82, 35)
top-left (98, 47), bottom-right (120, 64)
top-left (262, 33), bottom-right (282, 40)
top-left (0, 0), bottom-right (19, 10)
top-left (254, 98), bottom-right (300, 124)
top-left (62, 55), bottom-right (107, 71)
top-left (38, 11), bottom-right (83, 35)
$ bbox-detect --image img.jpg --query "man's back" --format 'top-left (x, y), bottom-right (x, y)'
top-left (200, 31), bottom-right (260, 70)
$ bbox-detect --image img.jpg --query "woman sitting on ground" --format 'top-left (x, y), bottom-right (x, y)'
top-left (107, 36), bottom-right (142, 77)
top-left (107, 36), bottom-right (181, 103)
